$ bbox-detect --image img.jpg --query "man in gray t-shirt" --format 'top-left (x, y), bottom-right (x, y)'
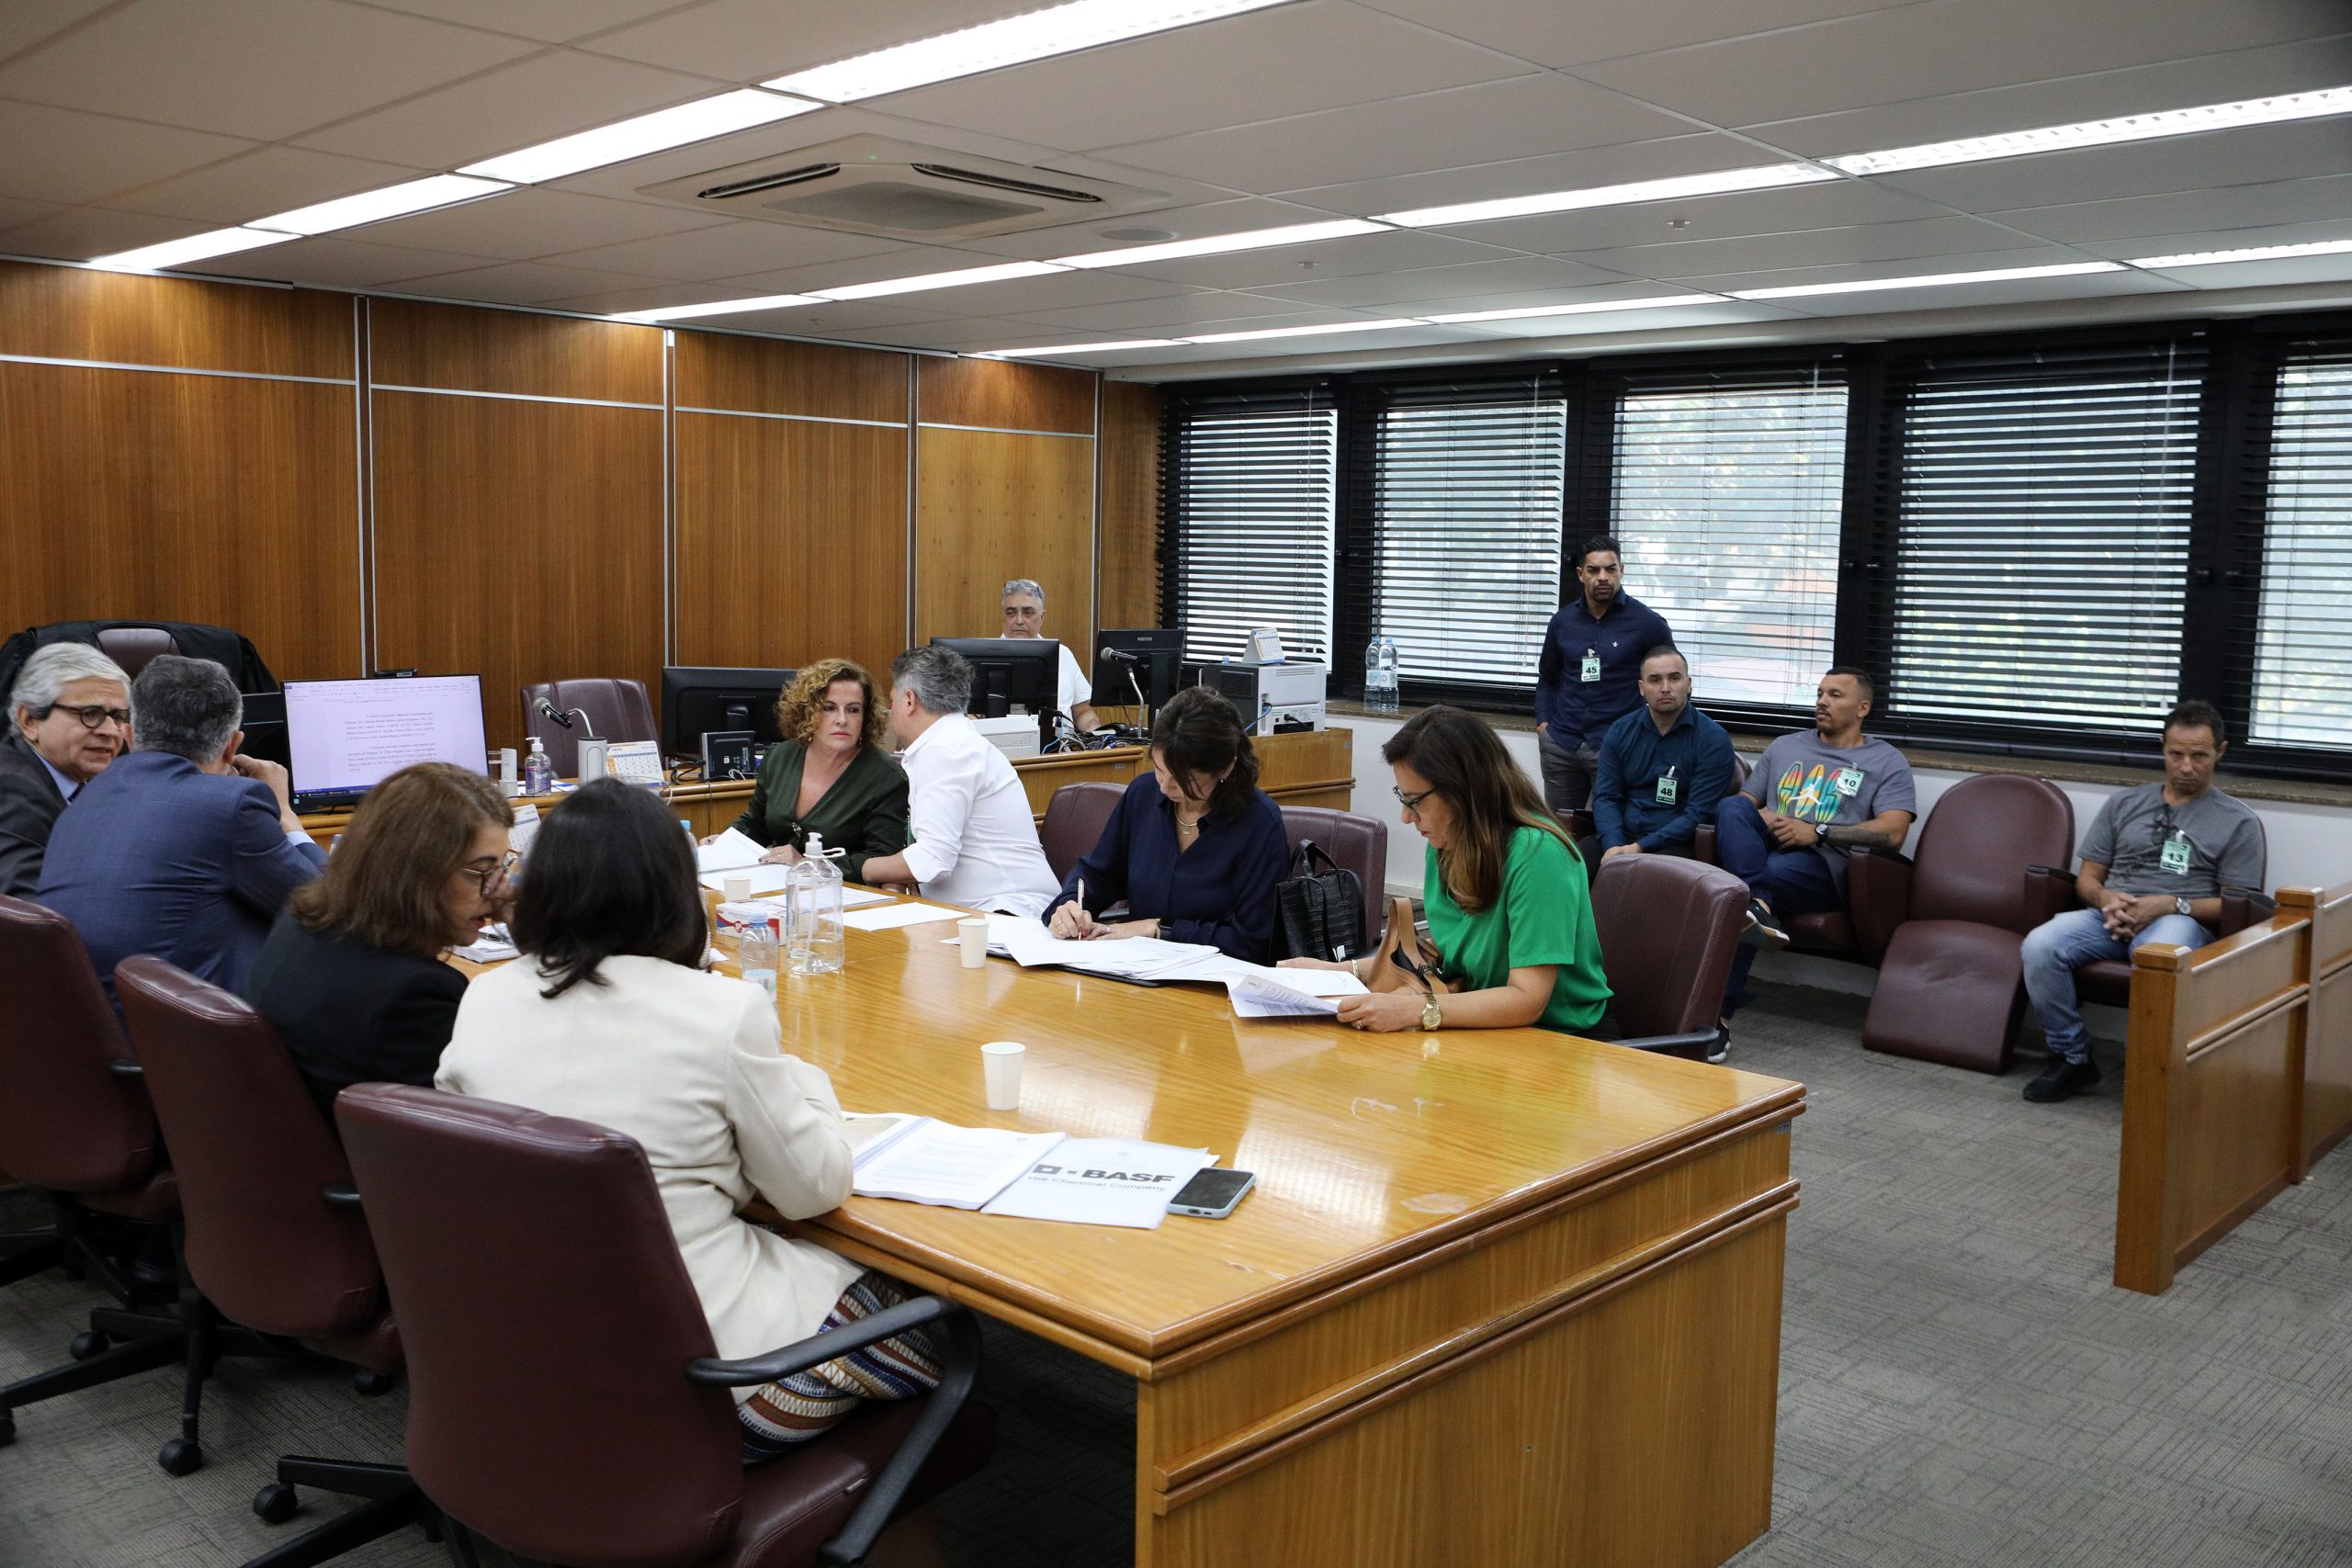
top-left (1714, 668), bottom-right (1917, 1024)
top-left (2019, 700), bottom-right (2267, 1103)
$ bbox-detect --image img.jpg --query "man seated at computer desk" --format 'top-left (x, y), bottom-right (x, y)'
top-left (1000, 576), bottom-right (1098, 733)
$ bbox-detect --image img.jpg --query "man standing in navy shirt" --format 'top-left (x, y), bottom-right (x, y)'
top-left (1534, 536), bottom-right (1673, 814)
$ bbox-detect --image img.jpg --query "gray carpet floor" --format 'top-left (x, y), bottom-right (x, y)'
top-left (3, 979), bottom-right (2348, 1567)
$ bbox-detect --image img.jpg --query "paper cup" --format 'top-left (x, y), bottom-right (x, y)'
top-left (980, 1041), bottom-right (1025, 1111)
top-left (958, 917), bottom-right (989, 968)
top-left (723, 874), bottom-right (752, 904)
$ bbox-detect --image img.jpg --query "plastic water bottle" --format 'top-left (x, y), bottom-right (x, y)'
top-left (522, 736), bottom-right (552, 795)
top-left (739, 918), bottom-right (780, 1001)
top-left (1364, 636), bottom-right (1399, 715)
top-left (787, 835), bottom-right (847, 976)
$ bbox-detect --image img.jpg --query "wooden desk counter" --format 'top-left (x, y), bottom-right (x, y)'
top-left (715, 905), bottom-right (1801, 1568)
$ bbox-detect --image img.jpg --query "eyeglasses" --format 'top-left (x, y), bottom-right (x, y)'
top-left (37, 704), bottom-right (130, 731)
top-left (459, 850), bottom-right (520, 896)
top-left (1391, 784), bottom-right (1436, 814)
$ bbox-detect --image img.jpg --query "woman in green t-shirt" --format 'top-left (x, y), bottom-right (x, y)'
top-left (1285, 705), bottom-right (1610, 1034)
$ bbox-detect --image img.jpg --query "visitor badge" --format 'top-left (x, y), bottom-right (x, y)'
top-left (2161, 835), bottom-right (2192, 874)
top-left (1655, 767), bottom-right (1678, 805)
top-left (1833, 768), bottom-right (1862, 797)
top-left (1579, 649), bottom-right (1600, 682)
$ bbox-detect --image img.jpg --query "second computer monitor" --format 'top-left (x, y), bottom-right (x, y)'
top-left (660, 666), bottom-right (796, 758)
top-left (930, 637), bottom-right (1060, 719)
top-left (1091, 628), bottom-right (1182, 711)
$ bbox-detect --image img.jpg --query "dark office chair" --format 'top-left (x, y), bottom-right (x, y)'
top-left (1040, 781), bottom-right (1125, 884)
top-left (335, 1084), bottom-right (994, 1568)
top-left (0, 896), bottom-right (189, 1454)
top-left (520, 678), bottom-right (659, 778)
top-left (1860, 774), bottom-right (2076, 1072)
top-left (1587, 855), bottom-right (1750, 1061)
top-left (1277, 806), bottom-right (1390, 953)
top-left (116, 956), bottom-right (423, 1564)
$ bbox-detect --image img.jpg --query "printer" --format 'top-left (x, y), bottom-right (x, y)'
top-left (1208, 661), bottom-right (1327, 733)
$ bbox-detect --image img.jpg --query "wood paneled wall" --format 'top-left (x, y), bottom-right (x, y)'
top-left (0, 259), bottom-right (1171, 756)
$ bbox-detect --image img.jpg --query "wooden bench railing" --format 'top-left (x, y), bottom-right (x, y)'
top-left (2113, 880), bottom-right (2352, 1294)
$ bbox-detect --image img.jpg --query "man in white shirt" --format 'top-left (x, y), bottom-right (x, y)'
top-left (856, 645), bottom-right (1060, 918)
top-left (1000, 577), bottom-right (1098, 732)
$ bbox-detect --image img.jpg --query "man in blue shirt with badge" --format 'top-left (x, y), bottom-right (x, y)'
top-left (1591, 646), bottom-right (1735, 863)
top-left (1534, 536), bottom-right (1673, 815)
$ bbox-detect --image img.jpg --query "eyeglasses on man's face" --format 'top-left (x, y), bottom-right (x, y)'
top-left (39, 703), bottom-right (130, 731)
top-left (459, 850), bottom-right (521, 896)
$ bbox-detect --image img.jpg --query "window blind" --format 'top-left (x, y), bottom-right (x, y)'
top-left (1608, 369), bottom-right (1847, 713)
top-left (1162, 390), bottom-right (1336, 665)
top-left (1880, 340), bottom-right (2204, 736)
top-left (1353, 375), bottom-right (1566, 695)
top-left (2249, 347), bottom-right (2352, 750)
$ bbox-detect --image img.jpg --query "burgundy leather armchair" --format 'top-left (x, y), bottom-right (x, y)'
top-left (1277, 805), bottom-right (1391, 953)
top-left (1588, 854), bottom-right (1751, 1061)
top-left (520, 678), bottom-right (660, 777)
top-left (1040, 780), bottom-right (1125, 885)
top-left (1860, 774), bottom-right (2077, 1072)
top-left (336, 1084), bottom-right (994, 1568)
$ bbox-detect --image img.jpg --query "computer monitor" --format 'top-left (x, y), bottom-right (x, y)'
top-left (283, 674), bottom-right (488, 813)
top-left (1091, 628), bottom-right (1182, 712)
top-left (660, 666), bottom-right (796, 758)
top-left (235, 690), bottom-right (288, 769)
top-left (930, 637), bottom-right (1061, 720)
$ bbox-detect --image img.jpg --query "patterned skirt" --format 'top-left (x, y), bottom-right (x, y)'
top-left (737, 1271), bottom-right (944, 1462)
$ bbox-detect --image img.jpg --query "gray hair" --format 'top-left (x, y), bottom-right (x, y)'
top-left (130, 655), bottom-right (243, 762)
top-left (10, 643), bottom-right (131, 718)
top-left (1000, 579), bottom-right (1046, 607)
top-left (890, 646), bottom-right (973, 717)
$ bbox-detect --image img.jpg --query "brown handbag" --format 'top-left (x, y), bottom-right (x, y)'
top-left (1367, 895), bottom-right (1457, 996)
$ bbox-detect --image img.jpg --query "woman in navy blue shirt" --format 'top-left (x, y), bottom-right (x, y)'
top-left (1046, 686), bottom-right (1289, 963)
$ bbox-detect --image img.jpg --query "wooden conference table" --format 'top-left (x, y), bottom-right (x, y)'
top-left (695, 901), bottom-right (1804, 1568)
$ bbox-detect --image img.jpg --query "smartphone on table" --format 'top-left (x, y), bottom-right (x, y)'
top-left (1167, 1168), bottom-right (1255, 1219)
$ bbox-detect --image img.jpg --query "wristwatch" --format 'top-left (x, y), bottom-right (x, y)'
top-left (1420, 992), bottom-right (1443, 1032)
top-left (2175, 896), bottom-right (2192, 918)
top-left (1815, 820), bottom-right (1830, 843)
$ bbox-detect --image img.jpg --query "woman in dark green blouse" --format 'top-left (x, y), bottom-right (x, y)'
top-left (718, 658), bottom-right (907, 884)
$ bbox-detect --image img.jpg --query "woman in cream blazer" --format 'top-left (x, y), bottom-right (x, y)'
top-left (437, 779), bottom-right (938, 1459)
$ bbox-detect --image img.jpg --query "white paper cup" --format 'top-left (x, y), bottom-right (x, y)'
top-left (980, 1041), bottom-right (1025, 1111)
top-left (723, 874), bottom-right (752, 904)
top-left (958, 917), bottom-right (989, 968)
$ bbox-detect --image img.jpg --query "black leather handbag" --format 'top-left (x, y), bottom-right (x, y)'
top-left (1273, 840), bottom-right (1366, 963)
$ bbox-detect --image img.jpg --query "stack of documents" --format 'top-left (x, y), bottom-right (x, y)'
top-left (978, 914), bottom-right (1367, 1014)
top-left (452, 921), bottom-right (518, 963)
top-left (696, 828), bottom-right (788, 894)
top-left (842, 1115), bottom-right (1219, 1229)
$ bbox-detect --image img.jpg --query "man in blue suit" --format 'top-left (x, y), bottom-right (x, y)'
top-left (39, 654), bottom-right (325, 1004)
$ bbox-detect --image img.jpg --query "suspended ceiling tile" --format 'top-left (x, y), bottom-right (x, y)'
top-left (2072, 218), bottom-right (2352, 261)
top-left (0, 205), bottom-right (217, 262)
top-left (878, 2), bottom-right (1532, 153)
top-left (1351, 0), bottom-right (1911, 71)
top-left (339, 186), bottom-right (729, 262)
top-left (884, 268), bottom-right (1205, 318)
top-left (714, 243), bottom-right (1041, 297)
top-left (1440, 176), bottom-right (1951, 255)
top-left (2131, 253), bottom-right (2352, 290)
top-left (1096, 229), bottom-right (1527, 291)
top-left (294, 51), bottom-right (726, 173)
top-left (0, 197), bottom-right (65, 235)
top-left (1994, 179), bottom-right (2352, 245)
top-left (1277, 132), bottom-right (1773, 220)
top-left (731, 299), bottom-right (960, 333)
top-left (1094, 74), bottom-right (1692, 196)
top-left (1127, 321), bottom-right (1487, 358)
top-left (1753, 269), bottom-right (2188, 316)
top-left (0, 0), bottom-right (119, 62)
top-left (1869, 118), bottom-right (2352, 212)
top-left (1570, 0), bottom-right (2352, 128)
top-left (1242, 255), bottom-right (1643, 308)
top-left (950, 197), bottom-right (1349, 263)
top-left (1674, 243), bottom-right (2105, 294)
top-left (1740, 35), bottom-right (2352, 159)
top-left (0, 101), bottom-right (256, 207)
top-left (357, 0), bottom-right (708, 46)
top-left (372, 258), bottom-right (680, 308)
top-left (844, 317), bottom-right (1077, 351)
top-left (178, 233), bottom-right (504, 288)
top-left (579, 0), bottom-right (1054, 82)
top-left (111, 146), bottom-right (432, 226)
top-left (1454, 300), bottom-right (1794, 338)
top-left (1007, 289), bottom-right (1315, 333)
top-left (539, 220), bottom-right (902, 283)
top-left (1560, 215), bottom-right (2056, 280)
top-left (0, 0), bottom-right (541, 141)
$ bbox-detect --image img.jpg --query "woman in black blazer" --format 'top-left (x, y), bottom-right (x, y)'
top-left (243, 762), bottom-right (514, 1116)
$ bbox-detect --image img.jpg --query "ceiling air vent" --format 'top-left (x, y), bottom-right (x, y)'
top-left (639, 134), bottom-right (1167, 241)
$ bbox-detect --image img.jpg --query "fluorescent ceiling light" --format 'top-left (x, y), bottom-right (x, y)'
top-left (1731, 261), bottom-right (2123, 300)
top-left (1425, 294), bottom-right (1723, 323)
top-left (1824, 85), bottom-right (2352, 176)
top-left (89, 227), bottom-right (295, 271)
top-left (610, 294), bottom-right (821, 323)
top-left (1182, 318), bottom-right (1424, 344)
top-left (767, 0), bottom-right (1293, 103)
top-left (1053, 219), bottom-right (1386, 268)
top-left (810, 260), bottom-right (1069, 300)
top-left (458, 90), bottom-right (820, 185)
top-left (985, 339), bottom-right (1182, 357)
top-left (2126, 238), bottom-right (2352, 269)
top-left (1379, 164), bottom-right (1837, 230)
top-left (253, 174), bottom-right (509, 236)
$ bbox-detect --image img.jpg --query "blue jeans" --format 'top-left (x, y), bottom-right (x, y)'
top-left (2020, 907), bottom-right (2213, 1065)
top-left (1714, 794), bottom-right (1842, 1019)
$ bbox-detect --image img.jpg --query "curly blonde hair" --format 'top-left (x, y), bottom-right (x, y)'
top-left (775, 659), bottom-right (888, 750)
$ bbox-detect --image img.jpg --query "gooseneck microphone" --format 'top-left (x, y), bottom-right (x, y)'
top-left (533, 698), bottom-right (599, 737)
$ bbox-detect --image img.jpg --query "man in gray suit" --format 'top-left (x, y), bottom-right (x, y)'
top-left (0, 643), bottom-right (130, 897)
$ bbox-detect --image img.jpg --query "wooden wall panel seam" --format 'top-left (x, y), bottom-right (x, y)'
top-left (662, 328), bottom-right (674, 670)
top-left (676, 404), bottom-right (905, 429)
top-left (371, 381), bottom-right (660, 411)
top-left (0, 351), bottom-right (354, 386)
top-left (353, 296), bottom-right (369, 673)
top-left (917, 420), bottom-right (1096, 439)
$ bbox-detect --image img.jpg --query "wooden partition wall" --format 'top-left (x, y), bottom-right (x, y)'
top-left (0, 259), bottom-right (1163, 755)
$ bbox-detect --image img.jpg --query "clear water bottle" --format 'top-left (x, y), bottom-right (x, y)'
top-left (739, 917), bottom-right (780, 1001)
top-left (787, 834), bottom-right (847, 976)
top-left (1364, 635), bottom-right (1399, 716)
top-left (522, 736), bottom-right (552, 795)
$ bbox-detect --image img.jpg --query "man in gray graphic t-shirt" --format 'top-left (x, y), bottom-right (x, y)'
top-left (2018, 698), bottom-right (2267, 1103)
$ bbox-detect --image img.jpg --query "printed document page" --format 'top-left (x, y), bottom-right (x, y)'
top-left (851, 1122), bottom-right (1067, 1209)
top-left (695, 828), bottom-right (768, 875)
top-left (980, 1138), bottom-right (1217, 1229)
top-left (1226, 967), bottom-right (1367, 1018)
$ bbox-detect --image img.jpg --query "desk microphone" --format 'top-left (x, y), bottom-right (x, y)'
top-left (533, 698), bottom-right (600, 737)
top-left (1100, 647), bottom-right (1141, 664)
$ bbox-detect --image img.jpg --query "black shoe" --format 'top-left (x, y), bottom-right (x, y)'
top-left (1706, 1024), bottom-right (1730, 1065)
top-left (2023, 1057), bottom-right (2101, 1102)
top-left (1740, 899), bottom-right (1789, 952)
